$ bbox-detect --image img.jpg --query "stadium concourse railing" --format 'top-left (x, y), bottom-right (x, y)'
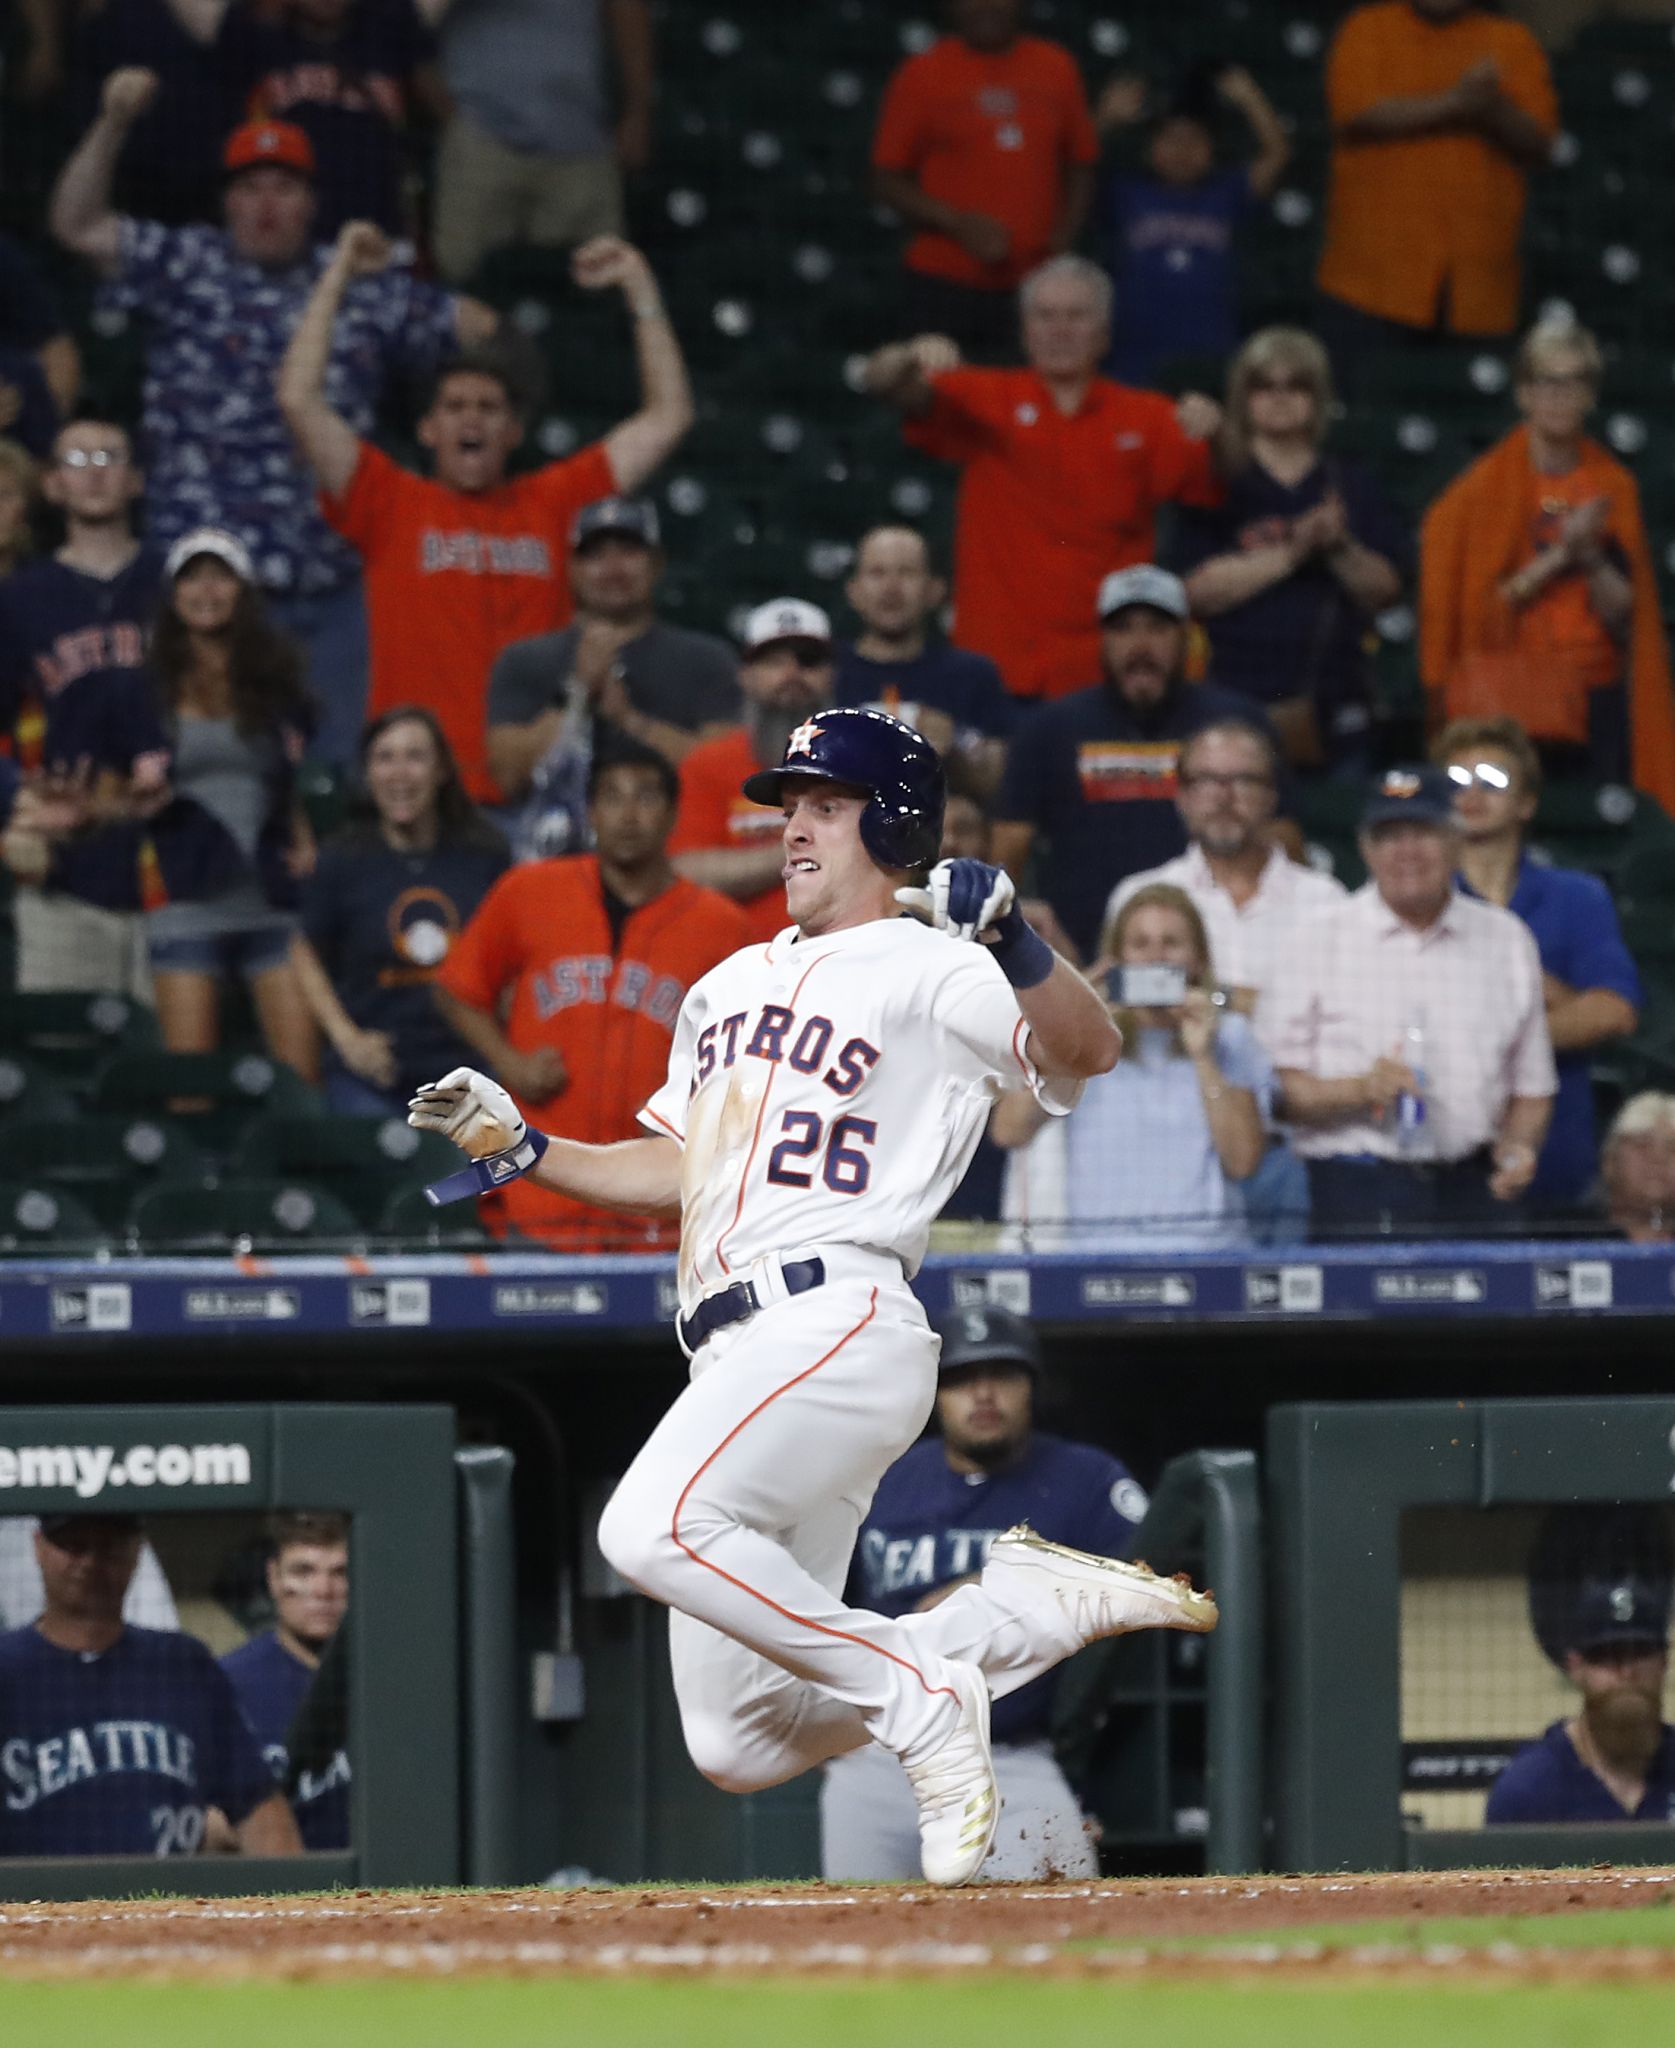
top-left (0, 1407), bottom-right (518, 1900)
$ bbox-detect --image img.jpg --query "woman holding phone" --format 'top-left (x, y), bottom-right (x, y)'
top-left (992, 882), bottom-right (1272, 1250)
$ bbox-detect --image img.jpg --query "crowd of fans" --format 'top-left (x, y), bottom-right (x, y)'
top-left (0, 0), bottom-right (1672, 1252)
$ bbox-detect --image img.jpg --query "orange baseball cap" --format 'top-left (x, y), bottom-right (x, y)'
top-left (223, 119), bottom-right (315, 179)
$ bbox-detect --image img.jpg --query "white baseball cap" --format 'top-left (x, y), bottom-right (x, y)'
top-left (1097, 564), bottom-right (1189, 623)
top-left (165, 527), bottom-right (256, 585)
top-left (742, 597), bottom-right (832, 654)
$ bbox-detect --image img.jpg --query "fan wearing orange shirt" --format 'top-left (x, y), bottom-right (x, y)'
top-left (433, 739), bottom-right (750, 1248)
top-left (1316, 0), bottom-right (1557, 363)
top-left (864, 256), bottom-right (1225, 701)
top-left (871, 0), bottom-right (1098, 360)
top-left (669, 598), bottom-right (836, 946)
top-left (278, 219), bottom-right (694, 804)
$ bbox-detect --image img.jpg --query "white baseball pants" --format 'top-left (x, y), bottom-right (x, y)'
top-left (820, 1737), bottom-right (1099, 1882)
top-left (596, 1260), bottom-right (1088, 1788)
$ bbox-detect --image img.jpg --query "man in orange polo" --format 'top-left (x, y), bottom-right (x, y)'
top-left (668, 598), bottom-right (835, 945)
top-left (864, 255), bottom-right (1224, 702)
top-left (871, 0), bottom-right (1098, 360)
top-left (433, 740), bottom-right (749, 1247)
top-left (278, 219), bottom-right (693, 803)
top-left (1316, 0), bottom-right (1557, 361)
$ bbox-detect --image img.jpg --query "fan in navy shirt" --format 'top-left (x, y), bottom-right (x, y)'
top-left (1441, 717), bottom-right (1641, 1211)
top-left (295, 706), bottom-right (509, 1115)
top-left (0, 422), bottom-right (170, 995)
top-left (995, 565), bottom-right (1276, 959)
top-left (1094, 66), bottom-right (1290, 385)
top-left (0, 1513), bottom-right (299, 1858)
top-left (220, 1511), bottom-right (351, 1850)
top-left (822, 1306), bottom-right (1149, 1881)
top-left (834, 527), bottom-right (1016, 798)
top-left (162, 0), bottom-right (438, 238)
top-left (1487, 1511), bottom-right (1674, 1826)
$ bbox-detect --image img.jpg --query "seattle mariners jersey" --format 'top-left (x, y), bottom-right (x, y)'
top-left (1485, 1719), bottom-right (1675, 1824)
top-left (220, 1629), bottom-right (350, 1851)
top-left (852, 1433), bottom-right (1147, 1742)
top-left (639, 914), bottom-right (1079, 1312)
top-left (0, 1624), bottom-right (276, 1857)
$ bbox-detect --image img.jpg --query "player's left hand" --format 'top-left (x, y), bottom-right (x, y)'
top-left (895, 858), bottom-right (1014, 943)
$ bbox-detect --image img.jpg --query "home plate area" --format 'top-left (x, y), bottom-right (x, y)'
top-left (1, 1869), bottom-right (1673, 1983)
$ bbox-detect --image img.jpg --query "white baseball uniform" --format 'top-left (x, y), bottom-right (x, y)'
top-left (595, 915), bottom-right (1094, 1787)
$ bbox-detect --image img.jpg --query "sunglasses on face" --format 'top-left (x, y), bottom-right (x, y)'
top-left (1446, 760), bottom-right (1513, 791)
top-left (754, 641), bottom-right (829, 669)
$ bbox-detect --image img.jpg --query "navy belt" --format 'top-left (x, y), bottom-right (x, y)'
top-left (677, 1257), bottom-right (826, 1354)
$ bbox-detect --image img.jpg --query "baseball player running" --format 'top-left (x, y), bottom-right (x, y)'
top-left (411, 707), bottom-right (1216, 1886)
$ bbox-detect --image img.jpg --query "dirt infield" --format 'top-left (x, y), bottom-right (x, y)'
top-left (1, 1867), bottom-right (1673, 1983)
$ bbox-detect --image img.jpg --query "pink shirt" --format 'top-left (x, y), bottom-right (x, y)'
top-left (1107, 845), bottom-right (1347, 1056)
top-left (1269, 883), bottom-right (1555, 1162)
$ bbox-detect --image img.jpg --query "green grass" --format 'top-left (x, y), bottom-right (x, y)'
top-left (1074, 1899), bottom-right (1675, 1956)
top-left (4, 1980), bottom-right (1675, 2048)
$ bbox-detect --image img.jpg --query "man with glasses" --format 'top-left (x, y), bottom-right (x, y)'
top-left (669, 599), bottom-right (837, 945)
top-left (1104, 720), bottom-right (1343, 1050)
top-left (993, 565), bottom-right (1272, 960)
top-left (0, 418), bottom-right (169, 1000)
top-left (1436, 714), bottom-right (1639, 1215)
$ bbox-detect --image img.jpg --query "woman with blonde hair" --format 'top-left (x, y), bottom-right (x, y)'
top-left (1419, 315), bottom-right (1675, 811)
top-left (1175, 326), bottom-right (1408, 772)
top-left (992, 882), bottom-right (1275, 1250)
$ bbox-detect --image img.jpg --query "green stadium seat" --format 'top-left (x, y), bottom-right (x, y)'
top-left (89, 1052), bottom-right (324, 1155)
top-left (127, 1177), bottom-right (362, 1251)
top-left (0, 1182), bottom-right (104, 1253)
top-left (0, 990), bottom-right (159, 1085)
top-left (0, 1116), bottom-right (209, 1228)
top-left (380, 1183), bottom-right (492, 1247)
top-left (0, 1055), bottom-right (78, 1124)
top-left (234, 1116), bottom-right (463, 1227)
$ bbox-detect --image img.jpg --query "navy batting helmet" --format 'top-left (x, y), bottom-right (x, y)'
top-left (742, 706), bottom-right (944, 871)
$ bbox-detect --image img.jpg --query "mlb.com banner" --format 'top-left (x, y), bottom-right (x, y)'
top-left (0, 1407), bottom-right (270, 1511)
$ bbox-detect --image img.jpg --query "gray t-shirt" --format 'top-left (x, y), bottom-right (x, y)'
top-left (487, 619), bottom-right (742, 734)
top-left (441, 0), bottom-right (610, 157)
top-left (147, 715), bottom-right (290, 945)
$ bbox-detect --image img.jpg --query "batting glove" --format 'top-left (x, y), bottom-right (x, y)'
top-left (408, 1065), bottom-right (549, 1206)
top-left (895, 859), bottom-right (1054, 989)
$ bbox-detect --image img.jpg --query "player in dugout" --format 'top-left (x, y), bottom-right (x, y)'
top-left (220, 1511), bottom-right (352, 1851)
top-left (411, 705), bottom-right (1216, 1887)
top-left (0, 1514), bottom-right (301, 1857)
top-left (824, 1304), bottom-right (1150, 1880)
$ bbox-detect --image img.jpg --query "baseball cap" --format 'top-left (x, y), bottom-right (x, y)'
top-left (570, 496), bottom-right (661, 552)
top-left (37, 1513), bottom-right (144, 1542)
top-left (1361, 765), bottom-right (1458, 832)
top-left (1097, 564), bottom-right (1190, 623)
top-left (223, 119), bottom-right (316, 180)
top-left (742, 598), bottom-right (832, 655)
top-left (1566, 1571), bottom-right (1671, 1656)
top-left (931, 1304), bottom-right (1043, 1380)
top-left (164, 527), bottom-right (255, 585)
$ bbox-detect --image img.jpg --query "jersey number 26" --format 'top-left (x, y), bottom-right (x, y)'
top-left (765, 1111), bottom-right (876, 1195)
